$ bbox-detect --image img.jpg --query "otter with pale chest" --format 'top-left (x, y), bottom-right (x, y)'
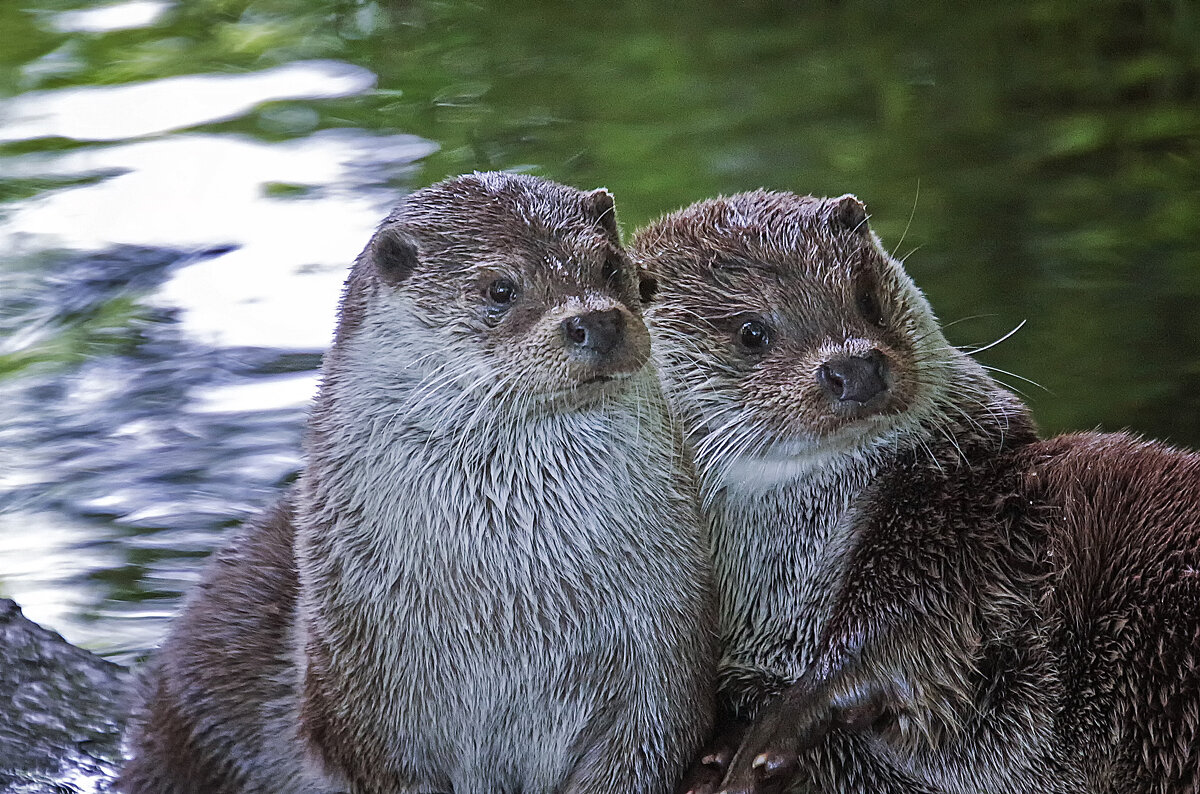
top-left (635, 190), bottom-right (1200, 794)
top-left (121, 173), bottom-right (716, 793)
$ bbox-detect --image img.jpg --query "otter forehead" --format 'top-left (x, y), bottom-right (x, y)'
top-left (394, 172), bottom-right (620, 285)
top-left (634, 191), bottom-right (897, 340)
top-left (635, 190), bottom-right (875, 286)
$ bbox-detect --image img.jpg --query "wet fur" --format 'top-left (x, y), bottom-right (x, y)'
top-left (633, 191), bottom-right (1200, 793)
top-left (121, 173), bottom-right (716, 793)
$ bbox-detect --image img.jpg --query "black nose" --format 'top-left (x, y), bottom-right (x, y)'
top-left (818, 351), bottom-right (888, 404)
top-left (562, 309), bottom-right (625, 358)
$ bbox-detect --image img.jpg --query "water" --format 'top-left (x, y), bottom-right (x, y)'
top-left (1, 0), bottom-right (1198, 666)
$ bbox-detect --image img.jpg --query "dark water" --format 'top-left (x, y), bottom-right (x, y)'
top-left (1, 0), bottom-right (1198, 666)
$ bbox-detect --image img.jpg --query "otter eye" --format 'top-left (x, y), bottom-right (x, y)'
top-left (638, 274), bottom-right (658, 304)
top-left (601, 256), bottom-right (622, 286)
top-left (856, 289), bottom-right (885, 327)
top-left (486, 278), bottom-right (517, 306)
top-left (737, 320), bottom-right (771, 352)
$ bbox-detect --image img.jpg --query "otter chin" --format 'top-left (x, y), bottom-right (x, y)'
top-left (120, 172), bottom-right (716, 794)
top-left (635, 190), bottom-right (1200, 794)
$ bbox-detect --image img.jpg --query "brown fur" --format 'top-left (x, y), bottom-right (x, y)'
top-left (120, 500), bottom-right (315, 792)
top-left (634, 191), bottom-right (1200, 794)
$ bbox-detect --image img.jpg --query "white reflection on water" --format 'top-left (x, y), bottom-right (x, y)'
top-left (2, 129), bottom-right (437, 349)
top-left (0, 60), bottom-right (376, 142)
top-left (50, 0), bottom-right (171, 34)
top-left (0, 58), bottom-right (421, 351)
top-left (0, 511), bottom-right (129, 653)
top-left (0, 56), bottom-right (438, 659)
top-left (190, 373), bottom-right (320, 414)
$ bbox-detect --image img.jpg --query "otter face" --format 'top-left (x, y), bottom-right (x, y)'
top-left (336, 172), bottom-right (653, 413)
top-left (634, 190), bottom-right (952, 463)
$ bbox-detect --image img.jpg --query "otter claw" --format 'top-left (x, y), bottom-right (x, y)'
top-left (679, 751), bottom-right (730, 794)
top-left (752, 750), bottom-right (796, 778)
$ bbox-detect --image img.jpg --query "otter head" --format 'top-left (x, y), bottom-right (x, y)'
top-left (326, 172), bottom-right (653, 424)
top-left (633, 190), bottom-right (953, 471)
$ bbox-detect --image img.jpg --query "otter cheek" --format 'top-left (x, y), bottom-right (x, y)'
top-left (618, 317), bottom-right (652, 374)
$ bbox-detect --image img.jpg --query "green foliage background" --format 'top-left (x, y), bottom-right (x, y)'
top-left (4, 0), bottom-right (1198, 440)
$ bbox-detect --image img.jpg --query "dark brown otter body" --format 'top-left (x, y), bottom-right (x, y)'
top-left (121, 173), bottom-right (716, 793)
top-left (120, 501), bottom-right (313, 791)
top-left (634, 191), bottom-right (1200, 794)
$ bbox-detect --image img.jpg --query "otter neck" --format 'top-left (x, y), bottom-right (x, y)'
top-left (293, 365), bottom-right (686, 602)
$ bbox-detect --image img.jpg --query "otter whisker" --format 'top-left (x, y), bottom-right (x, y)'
top-left (915, 434), bottom-right (945, 474)
top-left (928, 414), bottom-right (970, 467)
top-left (888, 178), bottom-right (920, 260)
top-left (978, 364), bottom-right (1047, 393)
top-left (962, 319), bottom-right (1028, 356)
top-left (939, 313), bottom-right (999, 331)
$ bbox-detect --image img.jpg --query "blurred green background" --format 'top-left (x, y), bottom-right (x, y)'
top-left (1, 0), bottom-right (1198, 662)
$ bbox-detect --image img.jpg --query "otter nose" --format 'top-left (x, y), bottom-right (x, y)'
top-left (562, 309), bottom-right (625, 358)
top-left (818, 351), bottom-right (888, 404)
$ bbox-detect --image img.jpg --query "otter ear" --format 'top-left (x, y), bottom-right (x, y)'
top-left (637, 265), bottom-right (659, 304)
top-left (830, 194), bottom-right (869, 236)
top-left (587, 188), bottom-right (621, 243)
top-left (371, 225), bottom-right (419, 285)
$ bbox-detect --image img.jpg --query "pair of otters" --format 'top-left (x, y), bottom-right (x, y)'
top-left (121, 173), bottom-right (1200, 794)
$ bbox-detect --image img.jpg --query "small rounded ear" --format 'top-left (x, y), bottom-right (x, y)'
top-left (829, 194), bottom-right (868, 235)
top-left (372, 225), bottom-right (419, 285)
top-left (637, 266), bottom-right (659, 304)
top-left (587, 188), bottom-right (620, 242)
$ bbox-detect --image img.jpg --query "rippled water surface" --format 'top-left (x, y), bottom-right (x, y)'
top-left (1, 0), bottom-right (1198, 664)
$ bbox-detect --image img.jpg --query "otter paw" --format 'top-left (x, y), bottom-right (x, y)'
top-left (678, 721), bottom-right (749, 794)
top-left (677, 757), bottom-right (726, 794)
top-left (716, 748), bottom-right (798, 794)
top-left (716, 685), bottom-right (833, 794)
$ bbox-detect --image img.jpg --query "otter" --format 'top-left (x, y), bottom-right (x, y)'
top-left (121, 172), bottom-right (716, 793)
top-left (633, 191), bottom-right (1200, 794)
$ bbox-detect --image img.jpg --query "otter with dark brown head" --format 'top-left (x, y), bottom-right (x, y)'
top-left (634, 191), bottom-right (1200, 794)
top-left (121, 173), bottom-right (716, 793)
